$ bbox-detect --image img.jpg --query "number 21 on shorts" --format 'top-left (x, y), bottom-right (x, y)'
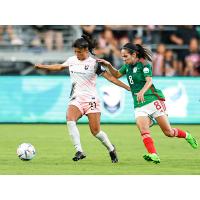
top-left (89, 102), bottom-right (96, 110)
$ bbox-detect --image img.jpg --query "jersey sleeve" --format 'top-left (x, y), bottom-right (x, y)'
top-left (143, 63), bottom-right (152, 77)
top-left (96, 62), bottom-right (106, 76)
top-left (61, 58), bottom-right (70, 67)
top-left (119, 64), bottom-right (127, 75)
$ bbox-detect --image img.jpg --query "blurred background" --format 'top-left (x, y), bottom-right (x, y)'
top-left (0, 25), bottom-right (200, 123)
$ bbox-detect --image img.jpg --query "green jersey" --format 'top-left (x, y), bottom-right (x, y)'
top-left (119, 61), bottom-right (165, 108)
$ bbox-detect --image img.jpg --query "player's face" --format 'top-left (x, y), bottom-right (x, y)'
top-left (121, 49), bottom-right (137, 64)
top-left (74, 48), bottom-right (89, 60)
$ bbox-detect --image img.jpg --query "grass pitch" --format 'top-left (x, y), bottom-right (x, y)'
top-left (0, 124), bottom-right (199, 175)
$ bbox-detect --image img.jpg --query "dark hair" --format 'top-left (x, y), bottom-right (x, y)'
top-left (122, 43), bottom-right (152, 62)
top-left (72, 34), bottom-right (97, 55)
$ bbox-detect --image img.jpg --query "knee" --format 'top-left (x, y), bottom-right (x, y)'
top-left (163, 129), bottom-right (174, 137)
top-left (66, 114), bottom-right (77, 122)
top-left (91, 127), bottom-right (100, 136)
top-left (139, 127), bottom-right (150, 135)
top-left (136, 123), bottom-right (150, 134)
top-left (66, 114), bottom-right (71, 121)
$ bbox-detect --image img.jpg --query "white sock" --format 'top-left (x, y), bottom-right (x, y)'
top-left (95, 130), bottom-right (114, 152)
top-left (67, 121), bottom-right (83, 152)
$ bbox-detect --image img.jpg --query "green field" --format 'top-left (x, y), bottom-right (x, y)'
top-left (0, 124), bottom-right (199, 175)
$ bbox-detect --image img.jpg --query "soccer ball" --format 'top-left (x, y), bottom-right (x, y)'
top-left (17, 143), bottom-right (36, 161)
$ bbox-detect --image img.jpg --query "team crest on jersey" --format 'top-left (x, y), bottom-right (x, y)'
top-left (143, 67), bottom-right (149, 73)
top-left (133, 67), bottom-right (137, 73)
top-left (84, 65), bottom-right (89, 70)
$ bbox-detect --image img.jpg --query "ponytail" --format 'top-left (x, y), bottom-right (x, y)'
top-left (122, 43), bottom-right (152, 62)
top-left (135, 44), bottom-right (152, 62)
top-left (72, 33), bottom-right (97, 56)
top-left (81, 34), bottom-right (97, 55)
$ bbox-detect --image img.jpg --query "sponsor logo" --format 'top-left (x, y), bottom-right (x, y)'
top-left (100, 85), bottom-right (124, 115)
top-left (85, 65), bottom-right (89, 70)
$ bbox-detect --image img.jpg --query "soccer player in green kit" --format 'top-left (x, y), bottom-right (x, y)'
top-left (97, 42), bottom-right (198, 164)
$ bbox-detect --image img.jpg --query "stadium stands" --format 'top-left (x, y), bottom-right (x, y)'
top-left (0, 25), bottom-right (199, 76)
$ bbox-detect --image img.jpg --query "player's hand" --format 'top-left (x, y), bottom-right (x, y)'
top-left (136, 90), bottom-right (145, 103)
top-left (96, 58), bottom-right (111, 67)
top-left (34, 64), bottom-right (43, 69)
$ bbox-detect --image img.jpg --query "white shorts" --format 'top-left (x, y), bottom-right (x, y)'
top-left (68, 98), bottom-right (101, 115)
top-left (134, 100), bottom-right (167, 119)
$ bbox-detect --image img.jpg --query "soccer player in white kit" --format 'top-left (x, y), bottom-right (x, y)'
top-left (35, 34), bottom-right (130, 163)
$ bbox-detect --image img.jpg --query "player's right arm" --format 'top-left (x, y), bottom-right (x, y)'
top-left (34, 64), bottom-right (68, 71)
top-left (96, 58), bottom-right (123, 78)
top-left (102, 71), bottom-right (130, 91)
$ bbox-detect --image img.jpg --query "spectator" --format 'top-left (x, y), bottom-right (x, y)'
top-left (30, 25), bottom-right (46, 48)
top-left (144, 25), bottom-right (162, 44)
top-left (80, 25), bottom-right (96, 38)
top-left (170, 25), bottom-right (199, 75)
top-left (43, 25), bottom-right (64, 51)
top-left (133, 35), bottom-right (143, 45)
top-left (170, 26), bottom-right (198, 45)
top-left (0, 25), bottom-right (23, 45)
top-left (119, 36), bottom-right (130, 47)
top-left (103, 27), bottom-right (124, 68)
top-left (105, 25), bottom-right (133, 41)
top-left (95, 27), bottom-right (113, 59)
top-left (96, 27), bottom-right (122, 67)
top-left (152, 44), bottom-right (166, 76)
top-left (195, 65), bottom-right (200, 76)
top-left (163, 49), bottom-right (178, 76)
top-left (184, 38), bottom-right (200, 76)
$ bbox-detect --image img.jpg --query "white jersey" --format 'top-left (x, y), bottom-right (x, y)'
top-left (62, 56), bottom-right (106, 102)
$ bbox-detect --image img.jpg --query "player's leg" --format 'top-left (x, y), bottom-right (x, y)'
top-left (66, 105), bottom-right (86, 161)
top-left (155, 114), bottom-right (198, 149)
top-left (87, 112), bottom-right (114, 152)
top-left (87, 113), bottom-right (118, 163)
top-left (136, 116), bottom-right (160, 163)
